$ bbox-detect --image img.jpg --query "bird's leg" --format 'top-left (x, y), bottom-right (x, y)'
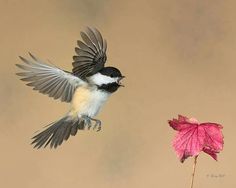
top-left (80, 115), bottom-right (92, 130)
top-left (90, 117), bottom-right (102, 132)
top-left (79, 115), bottom-right (102, 131)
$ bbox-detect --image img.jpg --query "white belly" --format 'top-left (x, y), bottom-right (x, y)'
top-left (70, 87), bottom-right (110, 117)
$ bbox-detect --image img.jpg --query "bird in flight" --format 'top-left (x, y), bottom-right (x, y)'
top-left (16, 27), bottom-right (125, 149)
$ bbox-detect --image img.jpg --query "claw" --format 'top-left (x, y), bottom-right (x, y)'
top-left (93, 119), bottom-right (102, 132)
top-left (87, 123), bottom-right (92, 130)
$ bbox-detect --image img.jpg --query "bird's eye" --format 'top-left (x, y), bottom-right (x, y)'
top-left (110, 74), bottom-right (114, 78)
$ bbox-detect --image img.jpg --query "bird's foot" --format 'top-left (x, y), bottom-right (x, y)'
top-left (91, 118), bottom-right (102, 132)
top-left (81, 115), bottom-right (92, 130)
top-left (81, 116), bottom-right (101, 131)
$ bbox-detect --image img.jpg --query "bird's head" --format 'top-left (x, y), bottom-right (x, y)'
top-left (89, 67), bottom-right (125, 93)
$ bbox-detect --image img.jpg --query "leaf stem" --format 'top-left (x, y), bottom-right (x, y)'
top-left (190, 156), bottom-right (198, 188)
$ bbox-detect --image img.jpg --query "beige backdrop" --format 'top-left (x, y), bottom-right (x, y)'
top-left (0, 0), bottom-right (235, 187)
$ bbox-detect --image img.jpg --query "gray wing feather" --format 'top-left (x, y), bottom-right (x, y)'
top-left (16, 53), bottom-right (86, 102)
top-left (72, 27), bottom-right (107, 79)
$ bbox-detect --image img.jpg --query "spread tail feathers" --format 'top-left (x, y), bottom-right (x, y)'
top-left (31, 116), bottom-right (85, 149)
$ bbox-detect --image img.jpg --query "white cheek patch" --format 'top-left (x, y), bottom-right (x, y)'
top-left (89, 73), bottom-right (118, 86)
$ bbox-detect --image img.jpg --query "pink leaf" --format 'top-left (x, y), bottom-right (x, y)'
top-left (169, 115), bottom-right (224, 162)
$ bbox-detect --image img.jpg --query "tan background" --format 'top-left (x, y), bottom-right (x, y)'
top-left (0, 0), bottom-right (235, 187)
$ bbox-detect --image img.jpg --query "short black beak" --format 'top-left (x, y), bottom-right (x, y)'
top-left (118, 76), bottom-right (125, 87)
top-left (119, 76), bottom-right (125, 80)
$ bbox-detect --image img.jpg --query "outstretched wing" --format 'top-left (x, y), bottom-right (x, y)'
top-left (16, 53), bottom-right (86, 102)
top-left (72, 27), bottom-right (107, 79)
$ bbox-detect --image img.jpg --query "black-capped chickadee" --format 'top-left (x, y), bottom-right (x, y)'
top-left (16, 27), bottom-right (125, 149)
